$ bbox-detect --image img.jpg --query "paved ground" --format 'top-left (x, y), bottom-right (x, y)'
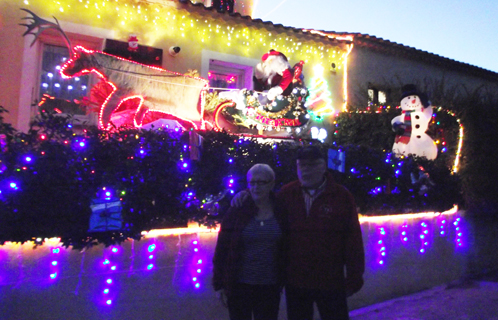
top-left (349, 271), bottom-right (498, 320)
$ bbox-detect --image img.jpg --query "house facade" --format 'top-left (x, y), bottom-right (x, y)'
top-left (1, 0), bottom-right (497, 141)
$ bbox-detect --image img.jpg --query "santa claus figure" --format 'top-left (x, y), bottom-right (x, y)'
top-left (254, 50), bottom-right (294, 101)
top-left (128, 34), bottom-right (139, 52)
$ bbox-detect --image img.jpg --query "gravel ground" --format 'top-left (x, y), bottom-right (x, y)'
top-left (350, 271), bottom-right (498, 320)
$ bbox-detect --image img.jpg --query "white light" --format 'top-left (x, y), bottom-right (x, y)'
top-left (75, 77), bottom-right (80, 81)
top-left (68, 85), bottom-right (73, 90)
top-left (54, 83), bottom-right (60, 88)
top-left (42, 83), bottom-right (49, 88)
top-left (55, 66), bottom-right (61, 70)
top-left (47, 73), bottom-right (54, 78)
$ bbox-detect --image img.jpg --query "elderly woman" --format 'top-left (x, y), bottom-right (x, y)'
top-left (212, 163), bottom-right (287, 320)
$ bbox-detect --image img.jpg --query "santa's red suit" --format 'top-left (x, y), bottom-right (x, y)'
top-left (254, 50), bottom-right (293, 101)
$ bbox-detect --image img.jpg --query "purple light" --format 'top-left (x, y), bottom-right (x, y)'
top-left (194, 248), bottom-right (198, 252)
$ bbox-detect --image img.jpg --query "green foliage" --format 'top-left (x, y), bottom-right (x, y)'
top-left (0, 108), bottom-right (464, 248)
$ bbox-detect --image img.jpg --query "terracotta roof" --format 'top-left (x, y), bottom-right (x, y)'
top-left (182, 1), bottom-right (498, 81)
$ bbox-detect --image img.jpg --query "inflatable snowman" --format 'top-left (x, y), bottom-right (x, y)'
top-left (391, 85), bottom-right (438, 160)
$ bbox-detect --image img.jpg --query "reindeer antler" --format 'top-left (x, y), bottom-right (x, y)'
top-left (19, 8), bottom-right (73, 54)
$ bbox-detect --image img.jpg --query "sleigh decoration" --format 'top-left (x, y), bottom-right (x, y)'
top-left (204, 87), bottom-right (310, 134)
top-left (21, 9), bottom-right (209, 131)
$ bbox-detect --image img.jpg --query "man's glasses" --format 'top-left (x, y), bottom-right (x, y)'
top-left (248, 180), bottom-right (272, 186)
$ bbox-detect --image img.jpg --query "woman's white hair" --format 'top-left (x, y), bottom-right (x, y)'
top-left (247, 163), bottom-right (275, 181)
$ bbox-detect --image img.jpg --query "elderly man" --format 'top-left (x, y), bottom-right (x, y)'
top-left (230, 146), bottom-right (364, 320)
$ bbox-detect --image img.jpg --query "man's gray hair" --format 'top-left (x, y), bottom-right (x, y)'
top-left (247, 163), bottom-right (275, 181)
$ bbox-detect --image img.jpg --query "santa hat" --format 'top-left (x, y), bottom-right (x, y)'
top-left (128, 34), bottom-right (139, 42)
top-left (262, 50), bottom-right (287, 62)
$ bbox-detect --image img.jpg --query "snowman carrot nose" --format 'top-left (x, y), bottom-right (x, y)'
top-left (412, 99), bottom-right (416, 104)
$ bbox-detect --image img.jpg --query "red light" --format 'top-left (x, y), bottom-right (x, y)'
top-left (39, 134), bottom-right (47, 140)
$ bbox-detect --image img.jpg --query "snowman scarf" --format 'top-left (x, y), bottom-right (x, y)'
top-left (395, 111), bottom-right (412, 144)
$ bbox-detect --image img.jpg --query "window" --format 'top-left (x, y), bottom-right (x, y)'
top-left (368, 87), bottom-right (390, 106)
top-left (208, 59), bottom-right (252, 91)
top-left (38, 44), bottom-right (90, 116)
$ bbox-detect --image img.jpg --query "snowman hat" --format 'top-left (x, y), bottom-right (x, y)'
top-left (400, 84), bottom-right (429, 108)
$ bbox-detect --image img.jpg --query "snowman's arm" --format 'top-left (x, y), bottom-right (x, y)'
top-left (423, 105), bottom-right (433, 119)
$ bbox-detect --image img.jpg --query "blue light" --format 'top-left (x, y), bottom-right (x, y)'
top-left (183, 162), bottom-right (188, 168)
top-left (25, 156), bottom-right (32, 162)
top-left (103, 289), bottom-right (109, 294)
top-left (111, 266), bottom-right (117, 271)
top-left (228, 158), bottom-right (233, 163)
top-left (195, 283), bottom-right (200, 288)
top-left (67, 124), bottom-right (72, 128)
top-left (147, 264), bottom-right (154, 270)
top-left (79, 141), bottom-right (85, 147)
top-left (52, 261), bottom-right (58, 266)
top-left (9, 182), bottom-right (18, 189)
top-left (148, 244), bottom-right (156, 252)
top-left (197, 259), bottom-right (203, 264)
top-left (229, 179), bottom-right (234, 184)
top-left (193, 241), bottom-right (198, 245)
top-left (111, 247), bottom-right (118, 253)
top-left (106, 300), bottom-right (112, 305)
top-left (52, 248), bottom-right (60, 254)
top-left (197, 269), bottom-right (201, 273)
top-left (106, 279), bottom-right (113, 284)
top-left (139, 149), bottom-right (145, 155)
top-left (50, 273), bottom-right (57, 279)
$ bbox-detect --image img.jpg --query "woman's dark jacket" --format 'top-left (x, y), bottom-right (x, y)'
top-left (212, 194), bottom-right (288, 295)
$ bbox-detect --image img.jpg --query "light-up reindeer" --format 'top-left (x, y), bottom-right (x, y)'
top-left (20, 9), bottom-right (209, 130)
